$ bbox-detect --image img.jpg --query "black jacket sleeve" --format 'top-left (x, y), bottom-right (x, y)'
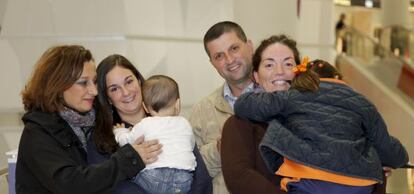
top-left (16, 122), bottom-right (145, 194)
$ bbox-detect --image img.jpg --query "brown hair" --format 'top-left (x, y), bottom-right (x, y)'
top-left (94, 54), bottom-right (145, 153)
top-left (252, 34), bottom-right (301, 73)
top-left (203, 21), bottom-right (247, 57)
top-left (21, 45), bottom-right (93, 113)
top-left (142, 75), bottom-right (179, 113)
top-left (309, 59), bottom-right (343, 80)
top-left (291, 69), bottom-right (320, 93)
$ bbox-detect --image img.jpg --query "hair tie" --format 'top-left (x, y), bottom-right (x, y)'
top-left (292, 56), bottom-right (309, 75)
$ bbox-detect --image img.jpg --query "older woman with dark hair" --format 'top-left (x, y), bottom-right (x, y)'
top-left (89, 54), bottom-right (212, 194)
top-left (16, 45), bottom-right (158, 194)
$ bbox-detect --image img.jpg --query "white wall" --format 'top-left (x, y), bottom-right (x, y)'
top-left (0, 0), bottom-right (6, 29)
top-left (235, 0), bottom-right (336, 64)
top-left (0, 0), bottom-right (340, 113)
top-left (0, 41), bottom-right (23, 111)
top-left (382, 0), bottom-right (411, 28)
top-left (297, 0), bottom-right (336, 63)
top-left (0, 0), bottom-right (233, 168)
top-left (0, 0), bottom-right (338, 167)
top-left (0, 0), bottom-right (234, 112)
top-left (234, 0), bottom-right (298, 46)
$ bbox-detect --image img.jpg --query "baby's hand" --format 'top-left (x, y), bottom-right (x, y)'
top-left (113, 123), bottom-right (125, 130)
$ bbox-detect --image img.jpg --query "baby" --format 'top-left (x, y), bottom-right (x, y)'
top-left (113, 75), bottom-right (196, 194)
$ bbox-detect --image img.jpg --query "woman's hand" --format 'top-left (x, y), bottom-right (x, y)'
top-left (131, 136), bottom-right (162, 165)
top-left (383, 166), bottom-right (392, 177)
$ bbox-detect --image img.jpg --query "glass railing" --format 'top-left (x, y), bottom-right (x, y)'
top-left (378, 25), bottom-right (413, 61)
top-left (339, 25), bottom-right (414, 66)
top-left (338, 26), bottom-right (414, 108)
top-left (340, 26), bottom-right (398, 65)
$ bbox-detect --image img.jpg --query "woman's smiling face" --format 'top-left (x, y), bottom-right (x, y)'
top-left (106, 66), bottom-right (143, 116)
top-left (254, 43), bottom-right (296, 92)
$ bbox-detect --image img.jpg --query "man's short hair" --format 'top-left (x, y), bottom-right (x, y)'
top-left (203, 21), bottom-right (247, 57)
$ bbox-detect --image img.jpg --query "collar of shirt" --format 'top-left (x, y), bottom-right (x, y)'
top-left (223, 82), bottom-right (255, 110)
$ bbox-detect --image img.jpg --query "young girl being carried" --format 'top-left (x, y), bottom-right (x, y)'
top-left (234, 58), bottom-right (409, 194)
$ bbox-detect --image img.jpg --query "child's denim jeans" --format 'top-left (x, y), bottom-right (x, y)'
top-left (134, 168), bottom-right (193, 194)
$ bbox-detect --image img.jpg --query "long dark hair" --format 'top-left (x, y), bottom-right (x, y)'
top-left (94, 54), bottom-right (145, 153)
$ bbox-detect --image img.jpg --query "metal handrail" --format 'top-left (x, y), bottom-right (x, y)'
top-left (0, 166), bottom-right (8, 183)
top-left (342, 26), bottom-right (413, 68)
top-left (376, 25), bottom-right (414, 69)
top-left (344, 26), bottom-right (379, 44)
top-left (381, 25), bottom-right (414, 33)
top-left (402, 163), bottom-right (414, 169)
top-left (0, 167), bottom-right (7, 175)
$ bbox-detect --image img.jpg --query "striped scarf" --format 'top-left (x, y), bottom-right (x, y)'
top-left (59, 107), bottom-right (96, 151)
